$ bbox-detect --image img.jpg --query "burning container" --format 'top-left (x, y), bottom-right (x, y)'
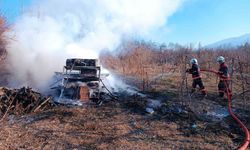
top-left (52, 58), bottom-right (101, 103)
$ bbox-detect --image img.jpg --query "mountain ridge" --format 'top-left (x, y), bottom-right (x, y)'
top-left (205, 33), bottom-right (250, 49)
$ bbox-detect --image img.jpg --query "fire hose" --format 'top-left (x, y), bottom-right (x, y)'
top-left (200, 69), bottom-right (250, 150)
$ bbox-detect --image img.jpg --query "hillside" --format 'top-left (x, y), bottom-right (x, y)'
top-left (206, 34), bottom-right (250, 49)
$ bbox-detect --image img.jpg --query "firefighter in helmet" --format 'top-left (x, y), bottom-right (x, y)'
top-left (217, 56), bottom-right (232, 98)
top-left (186, 58), bottom-right (207, 96)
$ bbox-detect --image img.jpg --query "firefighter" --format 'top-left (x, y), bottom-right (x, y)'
top-left (186, 58), bottom-right (207, 96)
top-left (216, 56), bottom-right (232, 98)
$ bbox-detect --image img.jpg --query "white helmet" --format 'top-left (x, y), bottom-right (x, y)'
top-left (190, 58), bottom-right (198, 64)
top-left (217, 56), bottom-right (225, 63)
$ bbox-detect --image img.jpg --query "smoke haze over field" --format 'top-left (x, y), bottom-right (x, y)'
top-left (6, 0), bottom-right (184, 90)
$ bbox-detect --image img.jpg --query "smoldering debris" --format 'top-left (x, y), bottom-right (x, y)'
top-left (0, 87), bottom-right (55, 119)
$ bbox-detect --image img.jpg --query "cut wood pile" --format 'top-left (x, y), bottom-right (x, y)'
top-left (0, 87), bottom-right (55, 118)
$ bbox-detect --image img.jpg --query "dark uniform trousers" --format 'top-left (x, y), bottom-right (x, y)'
top-left (218, 62), bottom-right (232, 98)
top-left (192, 78), bottom-right (206, 94)
top-left (218, 80), bottom-right (231, 98)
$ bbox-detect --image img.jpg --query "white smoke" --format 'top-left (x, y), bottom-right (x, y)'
top-left (6, 0), bottom-right (184, 90)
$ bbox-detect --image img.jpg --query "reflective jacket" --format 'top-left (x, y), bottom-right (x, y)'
top-left (187, 64), bottom-right (201, 79)
top-left (218, 62), bottom-right (229, 80)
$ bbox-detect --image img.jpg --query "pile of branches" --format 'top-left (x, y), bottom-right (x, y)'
top-left (0, 87), bottom-right (55, 118)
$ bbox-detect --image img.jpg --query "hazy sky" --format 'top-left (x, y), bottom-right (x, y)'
top-left (1, 0), bottom-right (250, 45)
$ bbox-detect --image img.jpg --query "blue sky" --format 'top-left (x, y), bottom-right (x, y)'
top-left (0, 0), bottom-right (33, 23)
top-left (153, 0), bottom-right (250, 45)
top-left (1, 0), bottom-right (250, 45)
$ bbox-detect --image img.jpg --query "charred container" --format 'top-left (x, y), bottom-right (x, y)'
top-left (57, 58), bottom-right (101, 102)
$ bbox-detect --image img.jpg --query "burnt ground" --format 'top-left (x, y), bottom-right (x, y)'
top-left (0, 92), bottom-right (249, 150)
top-left (0, 68), bottom-right (249, 150)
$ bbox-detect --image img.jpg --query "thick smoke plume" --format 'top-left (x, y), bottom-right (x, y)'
top-left (6, 0), bottom-right (183, 90)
